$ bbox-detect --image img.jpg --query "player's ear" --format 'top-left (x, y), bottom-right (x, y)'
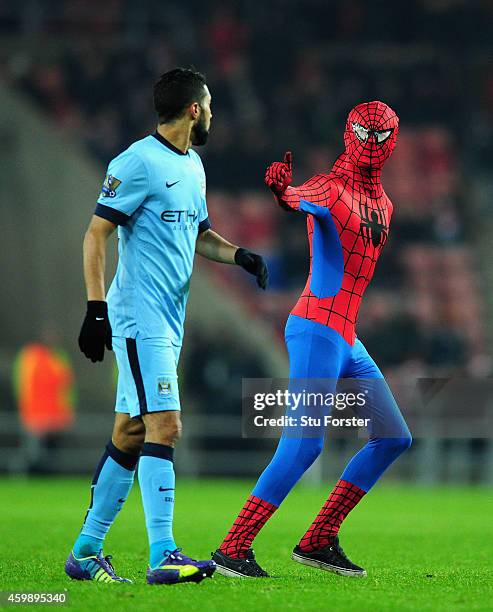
top-left (189, 102), bottom-right (200, 120)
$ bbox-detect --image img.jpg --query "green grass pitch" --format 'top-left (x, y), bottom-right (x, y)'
top-left (1, 478), bottom-right (491, 611)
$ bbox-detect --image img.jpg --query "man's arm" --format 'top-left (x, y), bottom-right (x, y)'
top-left (196, 229), bottom-right (269, 290)
top-left (79, 215), bottom-right (116, 362)
top-left (195, 229), bottom-right (237, 264)
top-left (83, 215), bottom-right (116, 299)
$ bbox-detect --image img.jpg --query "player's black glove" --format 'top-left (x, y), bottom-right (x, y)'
top-left (78, 300), bottom-right (113, 363)
top-left (235, 247), bottom-right (269, 290)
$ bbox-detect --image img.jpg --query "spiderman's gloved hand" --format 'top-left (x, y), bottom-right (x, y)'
top-left (265, 151), bottom-right (293, 195)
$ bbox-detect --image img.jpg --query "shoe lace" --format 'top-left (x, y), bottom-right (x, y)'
top-left (165, 548), bottom-right (186, 563)
top-left (97, 553), bottom-right (117, 577)
top-left (330, 538), bottom-right (350, 562)
top-left (243, 549), bottom-right (267, 576)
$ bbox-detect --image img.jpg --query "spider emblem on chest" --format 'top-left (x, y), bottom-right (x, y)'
top-left (359, 202), bottom-right (388, 248)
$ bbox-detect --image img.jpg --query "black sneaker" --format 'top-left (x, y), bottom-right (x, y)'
top-left (291, 537), bottom-right (366, 577)
top-left (211, 548), bottom-right (269, 578)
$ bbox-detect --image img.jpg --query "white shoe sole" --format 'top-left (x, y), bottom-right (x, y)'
top-left (215, 564), bottom-right (256, 578)
top-left (291, 551), bottom-right (367, 577)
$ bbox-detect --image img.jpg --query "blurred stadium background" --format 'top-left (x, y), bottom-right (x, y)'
top-left (1, 0), bottom-right (493, 487)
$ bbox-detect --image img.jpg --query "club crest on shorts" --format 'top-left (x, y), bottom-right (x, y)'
top-left (100, 174), bottom-right (122, 198)
top-left (157, 378), bottom-right (172, 396)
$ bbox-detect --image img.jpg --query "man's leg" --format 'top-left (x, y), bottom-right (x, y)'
top-left (139, 411), bottom-right (180, 568)
top-left (217, 434), bottom-right (324, 561)
top-left (215, 319), bottom-right (344, 573)
top-left (73, 414), bottom-right (145, 557)
top-left (298, 415), bottom-right (411, 552)
top-left (65, 413), bottom-right (145, 582)
top-left (295, 341), bottom-right (412, 575)
top-left (139, 410), bottom-right (216, 584)
top-left (122, 337), bottom-right (215, 584)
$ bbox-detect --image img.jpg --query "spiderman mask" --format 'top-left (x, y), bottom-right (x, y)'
top-left (343, 101), bottom-right (399, 169)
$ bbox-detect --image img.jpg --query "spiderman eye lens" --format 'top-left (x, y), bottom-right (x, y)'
top-left (375, 129), bottom-right (393, 143)
top-left (352, 123), bottom-right (369, 142)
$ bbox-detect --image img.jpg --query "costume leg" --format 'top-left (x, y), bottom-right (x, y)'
top-left (219, 317), bottom-right (343, 558)
top-left (299, 339), bottom-right (411, 551)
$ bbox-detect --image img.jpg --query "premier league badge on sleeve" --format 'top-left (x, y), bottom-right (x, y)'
top-left (101, 174), bottom-right (122, 198)
top-left (157, 378), bottom-right (172, 397)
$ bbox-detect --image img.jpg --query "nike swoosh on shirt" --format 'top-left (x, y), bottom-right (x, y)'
top-left (166, 180), bottom-right (180, 188)
top-left (95, 317), bottom-right (105, 321)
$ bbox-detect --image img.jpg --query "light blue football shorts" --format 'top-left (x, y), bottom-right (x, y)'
top-left (113, 336), bottom-right (181, 418)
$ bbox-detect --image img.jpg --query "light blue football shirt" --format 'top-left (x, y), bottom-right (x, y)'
top-left (95, 133), bottom-right (211, 345)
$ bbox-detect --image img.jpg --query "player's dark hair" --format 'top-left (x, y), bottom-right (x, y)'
top-left (153, 68), bottom-right (207, 124)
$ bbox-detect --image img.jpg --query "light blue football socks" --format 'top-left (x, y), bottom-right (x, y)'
top-left (138, 442), bottom-right (177, 568)
top-left (73, 440), bottom-right (177, 569)
top-left (73, 441), bottom-right (138, 557)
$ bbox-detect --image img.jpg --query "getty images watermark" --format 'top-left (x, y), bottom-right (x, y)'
top-left (251, 387), bottom-right (370, 430)
top-left (242, 378), bottom-right (380, 439)
top-left (241, 377), bottom-right (493, 439)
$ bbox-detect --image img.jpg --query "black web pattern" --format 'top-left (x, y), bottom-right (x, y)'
top-left (299, 480), bottom-right (366, 551)
top-left (219, 495), bottom-right (277, 559)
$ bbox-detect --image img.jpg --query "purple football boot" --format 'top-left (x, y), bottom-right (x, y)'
top-left (65, 551), bottom-right (132, 583)
top-left (147, 548), bottom-right (216, 585)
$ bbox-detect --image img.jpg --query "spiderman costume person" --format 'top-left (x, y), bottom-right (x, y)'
top-left (212, 102), bottom-right (412, 578)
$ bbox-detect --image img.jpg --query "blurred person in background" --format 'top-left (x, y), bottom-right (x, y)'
top-left (12, 328), bottom-right (75, 474)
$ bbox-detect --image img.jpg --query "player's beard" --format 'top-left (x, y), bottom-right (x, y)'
top-left (191, 112), bottom-right (209, 146)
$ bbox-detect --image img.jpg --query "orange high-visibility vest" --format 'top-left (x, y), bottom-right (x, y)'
top-left (14, 343), bottom-right (75, 435)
